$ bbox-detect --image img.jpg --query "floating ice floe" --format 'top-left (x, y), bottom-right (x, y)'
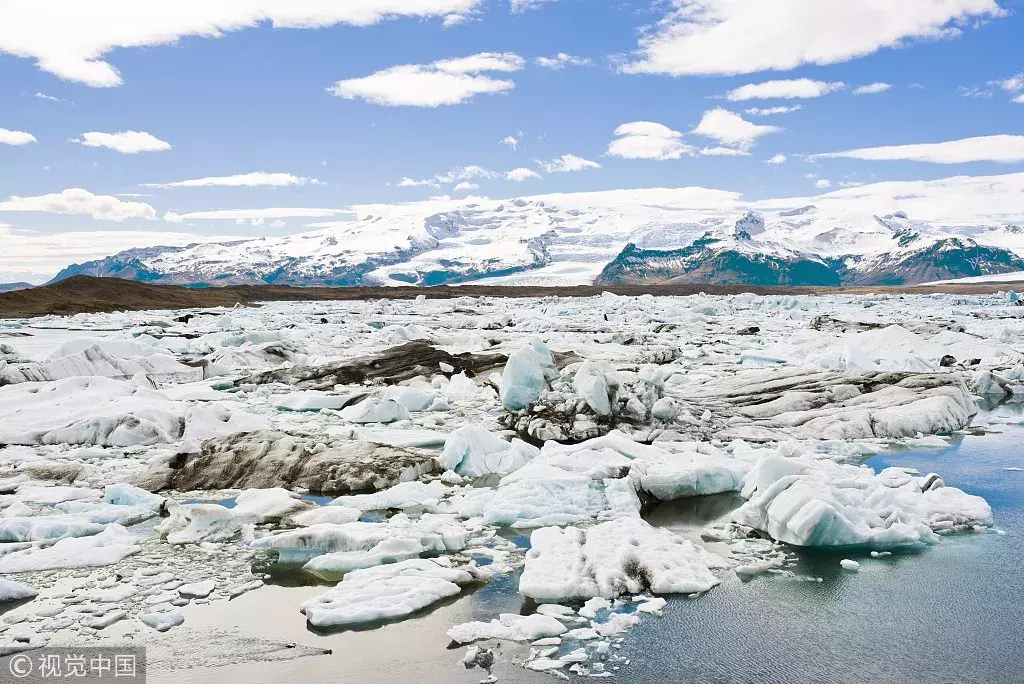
top-left (0, 524), bottom-right (141, 573)
top-left (731, 453), bottom-right (993, 548)
top-left (519, 517), bottom-right (727, 601)
top-left (448, 613), bottom-right (568, 644)
top-left (157, 488), bottom-right (311, 544)
top-left (0, 578), bottom-right (38, 602)
top-left (251, 513), bottom-right (471, 577)
top-left (300, 558), bottom-right (474, 627)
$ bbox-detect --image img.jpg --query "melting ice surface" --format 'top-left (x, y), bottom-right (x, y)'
top-left (1, 291), bottom-right (1023, 682)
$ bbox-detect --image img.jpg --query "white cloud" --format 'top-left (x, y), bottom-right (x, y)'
top-left (625, 0), bottom-right (1003, 76)
top-left (145, 172), bottom-right (318, 189)
top-left (1014, 94), bottom-right (1024, 104)
top-left (0, 1), bottom-right (482, 87)
top-left (699, 146), bottom-right (751, 157)
top-left (70, 130), bottom-right (170, 154)
top-left (0, 188), bottom-right (156, 221)
top-left (745, 105), bottom-right (802, 116)
top-left (607, 121), bottom-right (695, 161)
top-left (838, 180), bottom-right (865, 188)
top-left (726, 79), bottom-right (845, 101)
top-left (691, 108), bottom-right (781, 150)
top-left (812, 134), bottom-right (1024, 164)
top-left (510, 0), bottom-right (555, 11)
top-left (535, 53), bottom-right (590, 69)
top-left (536, 154), bottom-right (601, 173)
top-left (957, 85), bottom-right (993, 99)
top-left (995, 72), bottom-right (1024, 93)
top-left (500, 135), bottom-right (519, 150)
top-left (398, 165), bottom-right (502, 189)
top-left (505, 167), bottom-right (542, 181)
top-left (34, 92), bottom-right (59, 102)
top-left (853, 82), bottom-right (892, 95)
top-left (397, 177), bottom-right (440, 188)
top-left (453, 182), bottom-right (479, 191)
top-left (815, 178), bottom-right (832, 188)
top-left (435, 165), bottom-right (498, 183)
top-left (164, 207), bottom-right (348, 224)
top-left (765, 153), bottom-right (787, 165)
top-left (329, 52), bottom-right (524, 107)
top-left (0, 128), bottom-right (37, 146)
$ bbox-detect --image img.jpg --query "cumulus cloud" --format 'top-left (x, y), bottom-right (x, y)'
top-left (853, 82), bottom-right (892, 95)
top-left (765, 153), bottom-right (787, 164)
top-left (815, 178), bottom-right (832, 188)
top-left (0, 1), bottom-right (482, 87)
top-left (745, 105), bottom-right (802, 116)
top-left (1014, 94), bottom-right (1024, 104)
top-left (624, 0), bottom-right (1004, 76)
top-left (70, 130), bottom-right (170, 154)
top-left (995, 72), bottom-right (1024, 93)
top-left (329, 52), bottom-right (524, 107)
top-left (500, 135), bottom-right (519, 150)
top-left (606, 121), bottom-right (695, 160)
top-left (0, 128), bottom-right (37, 146)
top-left (453, 182), bottom-right (479, 191)
top-left (505, 167), bottom-right (542, 181)
top-left (691, 108), bottom-right (781, 150)
top-left (536, 154), bottom-right (601, 173)
top-left (145, 172), bottom-right (318, 189)
top-left (0, 188), bottom-right (156, 221)
top-left (726, 79), bottom-right (845, 101)
top-left (811, 134), bottom-right (1024, 164)
top-left (535, 53), bottom-right (590, 69)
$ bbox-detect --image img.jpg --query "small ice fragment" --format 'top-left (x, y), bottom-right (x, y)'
top-left (840, 559), bottom-right (860, 571)
top-left (139, 611), bottom-right (184, 632)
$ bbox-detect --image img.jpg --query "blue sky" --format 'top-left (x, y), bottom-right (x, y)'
top-left (1, 0), bottom-right (1023, 281)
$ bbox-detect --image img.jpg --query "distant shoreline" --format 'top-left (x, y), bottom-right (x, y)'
top-left (1, 275), bottom-right (1021, 319)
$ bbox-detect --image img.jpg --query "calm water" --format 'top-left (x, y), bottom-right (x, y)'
top-left (626, 419), bottom-right (1024, 684)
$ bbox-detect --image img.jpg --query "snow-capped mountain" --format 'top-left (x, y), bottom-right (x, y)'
top-left (50, 188), bottom-right (1024, 288)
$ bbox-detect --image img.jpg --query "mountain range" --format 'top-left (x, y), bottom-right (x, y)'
top-left (50, 188), bottom-right (1024, 288)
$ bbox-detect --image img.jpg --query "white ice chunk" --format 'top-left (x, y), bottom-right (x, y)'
top-left (439, 425), bottom-right (539, 478)
top-left (732, 453), bottom-right (993, 548)
top-left (0, 524), bottom-right (140, 573)
top-left (500, 340), bottom-right (555, 411)
top-left (300, 559), bottom-right (472, 627)
top-left (329, 481), bottom-right (446, 511)
top-left (448, 613), bottom-right (567, 644)
top-left (339, 399), bottom-right (410, 424)
top-left (519, 518), bottom-right (725, 601)
top-left (0, 579), bottom-right (38, 602)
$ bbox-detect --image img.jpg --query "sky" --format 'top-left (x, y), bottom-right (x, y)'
top-left (1, 0), bottom-right (1023, 283)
